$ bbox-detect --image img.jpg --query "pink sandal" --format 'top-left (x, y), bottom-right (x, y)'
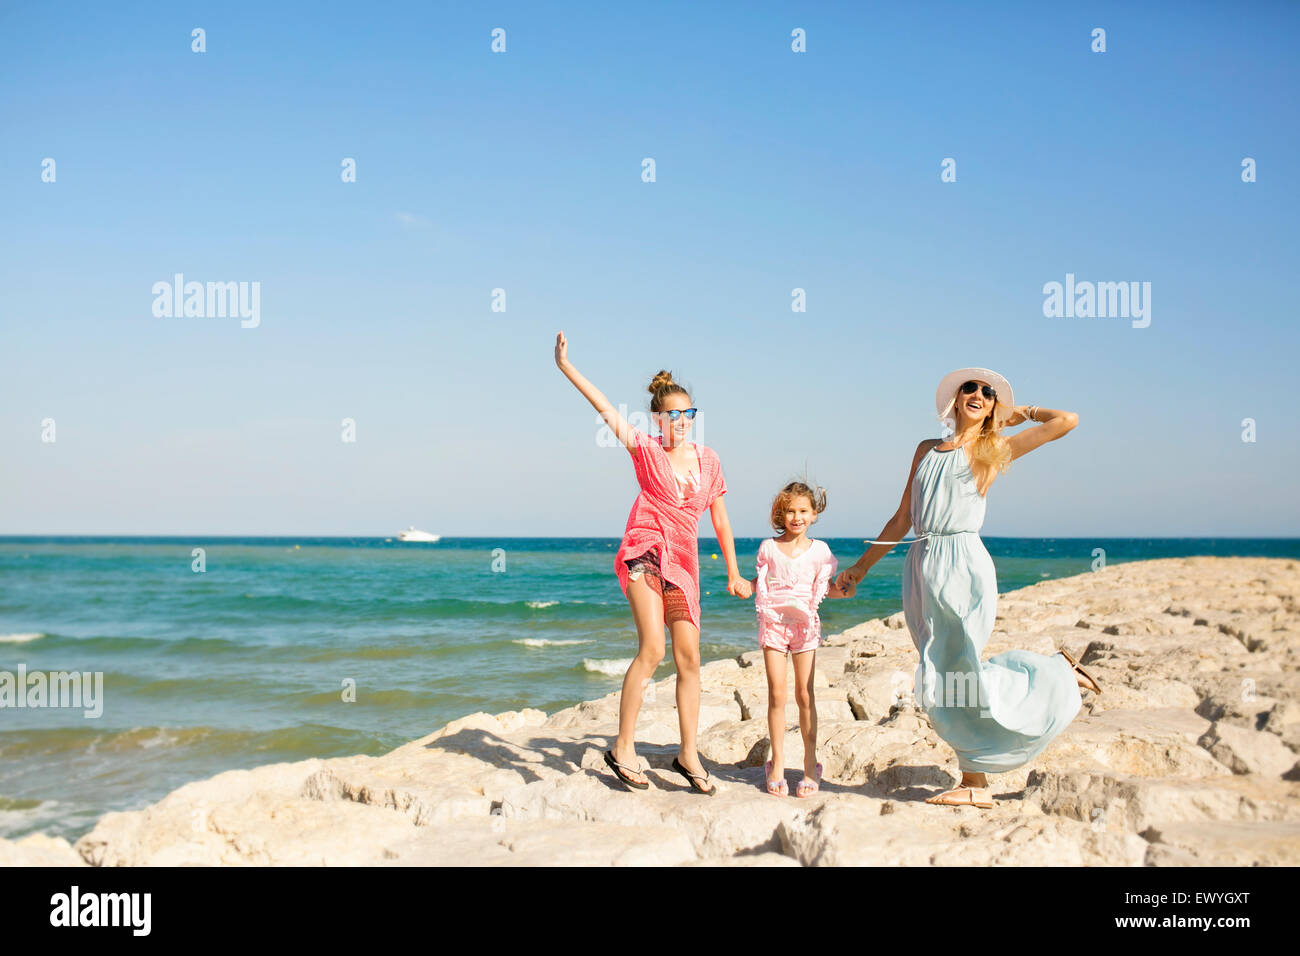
top-left (796, 763), bottom-right (823, 798)
top-left (764, 760), bottom-right (788, 796)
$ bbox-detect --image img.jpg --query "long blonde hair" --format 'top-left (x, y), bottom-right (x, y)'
top-left (954, 389), bottom-right (1012, 480)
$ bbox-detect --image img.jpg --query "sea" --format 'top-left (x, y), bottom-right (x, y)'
top-left (2, 535), bottom-right (1298, 841)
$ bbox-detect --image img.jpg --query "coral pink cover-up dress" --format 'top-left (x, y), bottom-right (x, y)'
top-left (613, 427), bottom-right (728, 631)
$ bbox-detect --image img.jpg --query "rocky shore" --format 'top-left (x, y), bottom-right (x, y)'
top-left (4, 556), bottom-right (1298, 867)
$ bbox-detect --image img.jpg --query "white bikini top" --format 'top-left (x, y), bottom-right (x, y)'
top-left (672, 469), bottom-right (701, 503)
top-left (668, 444), bottom-right (703, 504)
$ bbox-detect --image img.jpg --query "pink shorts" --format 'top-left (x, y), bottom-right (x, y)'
top-left (758, 621), bottom-right (820, 655)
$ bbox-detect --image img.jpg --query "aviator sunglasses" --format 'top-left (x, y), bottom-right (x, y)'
top-left (960, 381), bottom-right (997, 401)
top-left (657, 407), bottom-right (698, 422)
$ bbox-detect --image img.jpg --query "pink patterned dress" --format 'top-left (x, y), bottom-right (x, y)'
top-left (613, 427), bottom-right (728, 632)
top-left (754, 538), bottom-right (838, 653)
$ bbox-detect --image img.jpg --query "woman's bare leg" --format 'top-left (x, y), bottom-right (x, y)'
top-left (669, 617), bottom-right (705, 777)
top-left (925, 768), bottom-right (991, 805)
top-left (614, 576), bottom-right (666, 785)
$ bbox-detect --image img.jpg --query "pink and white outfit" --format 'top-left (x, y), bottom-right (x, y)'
top-left (754, 538), bottom-right (837, 654)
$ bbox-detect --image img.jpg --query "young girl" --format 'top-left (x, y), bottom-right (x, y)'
top-left (751, 481), bottom-right (853, 797)
top-left (554, 331), bottom-right (751, 795)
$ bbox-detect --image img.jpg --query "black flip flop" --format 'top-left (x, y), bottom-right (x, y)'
top-left (671, 757), bottom-right (716, 795)
top-left (604, 750), bottom-right (649, 791)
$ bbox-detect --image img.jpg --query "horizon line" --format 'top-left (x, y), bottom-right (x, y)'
top-left (2, 534), bottom-right (1298, 542)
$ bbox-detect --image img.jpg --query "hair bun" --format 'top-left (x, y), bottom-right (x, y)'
top-left (648, 370), bottom-right (675, 394)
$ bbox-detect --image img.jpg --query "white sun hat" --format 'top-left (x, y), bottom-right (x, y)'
top-left (935, 367), bottom-right (1015, 425)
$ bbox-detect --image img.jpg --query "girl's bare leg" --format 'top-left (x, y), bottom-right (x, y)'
top-left (614, 576), bottom-right (666, 785)
top-left (763, 648), bottom-right (788, 782)
top-left (792, 648), bottom-right (819, 781)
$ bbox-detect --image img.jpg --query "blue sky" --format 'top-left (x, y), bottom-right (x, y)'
top-left (2, 1), bottom-right (1297, 537)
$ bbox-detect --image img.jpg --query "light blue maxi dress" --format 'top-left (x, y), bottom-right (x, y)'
top-left (902, 444), bottom-right (1081, 774)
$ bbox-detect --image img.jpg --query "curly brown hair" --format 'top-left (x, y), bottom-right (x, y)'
top-left (769, 481), bottom-right (828, 534)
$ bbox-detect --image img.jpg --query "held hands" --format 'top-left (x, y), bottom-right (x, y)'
top-left (728, 575), bottom-right (753, 599)
top-left (834, 566), bottom-right (865, 596)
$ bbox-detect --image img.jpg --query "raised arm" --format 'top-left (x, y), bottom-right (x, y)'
top-left (1002, 405), bottom-right (1079, 461)
top-left (834, 439), bottom-right (936, 593)
top-left (553, 331), bottom-right (638, 454)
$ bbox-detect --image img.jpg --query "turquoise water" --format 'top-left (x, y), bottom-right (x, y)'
top-left (2, 536), bottom-right (1298, 841)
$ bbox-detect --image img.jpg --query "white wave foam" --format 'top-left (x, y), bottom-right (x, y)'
top-left (137, 730), bottom-right (180, 750)
top-left (0, 797), bottom-right (59, 834)
top-left (0, 633), bottom-right (43, 644)
top-left (582, 657), bottom-right (632, 676)
top-left (514, 638), bottom-right (594, 648)
top-left (525, 600), bottom-right (559, 609)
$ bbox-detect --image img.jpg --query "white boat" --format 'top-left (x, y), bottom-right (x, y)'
top-left (396, 526), bottom-right (441, 543)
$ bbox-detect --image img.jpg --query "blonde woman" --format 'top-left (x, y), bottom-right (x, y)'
top-left (835, 368), bottom-right (1101, 808)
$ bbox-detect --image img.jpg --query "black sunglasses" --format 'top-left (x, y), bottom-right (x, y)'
top-left (658, 407), bottom-right (698, 422)
top-left (960, 381), bottom-right (997, 401)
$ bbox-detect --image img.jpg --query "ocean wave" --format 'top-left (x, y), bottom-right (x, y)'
top-left (0, 796), bottom-right (63, 840)
top-left (87, 727), bottom-right (190, 754)
top-left (0, 633), bottom-right (43, 644)
top-left (189, 594), bottom-right (613, 621)
top-left (582, 657), bottom-right (632, 676)
top-left (0, 795), bottom-right (44, 812)
top-left (299, 687), bottom-right (442, 710)
top-left (0, 722), bottom-right (394, 759)
top-left (514, 638), bottom-right (594, 648)
top-left (7, 632), bottom-right (252, 656)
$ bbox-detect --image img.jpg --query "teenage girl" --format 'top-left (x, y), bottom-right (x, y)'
top-left (554, 332), bottom-right (750, 794)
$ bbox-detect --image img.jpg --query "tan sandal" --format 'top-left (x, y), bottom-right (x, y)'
top-left (925, 786), bottom-right (994, 809)
top-left (1058, 648), bottom-right (1102, 695)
